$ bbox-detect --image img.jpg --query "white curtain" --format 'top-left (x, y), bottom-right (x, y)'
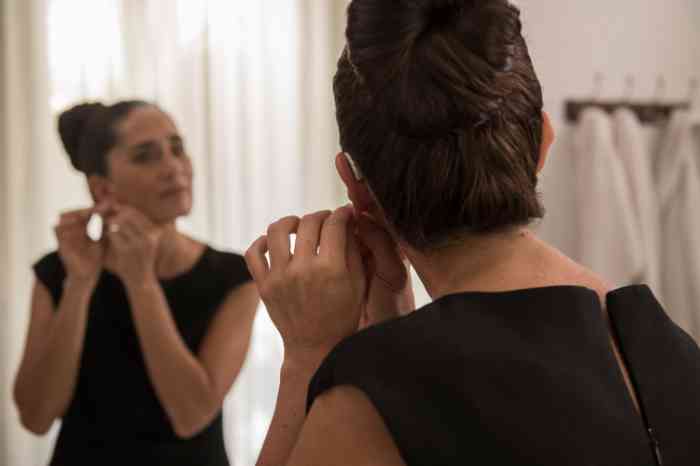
top-left (1, 1), bottom-right (348, 465)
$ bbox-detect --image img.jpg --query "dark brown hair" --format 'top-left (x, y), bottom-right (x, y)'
top-left (58, 100), bottom-right (150, 176)
top-left (335, 0), bottom-right (545, 250)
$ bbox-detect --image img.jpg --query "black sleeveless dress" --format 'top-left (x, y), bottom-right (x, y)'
top-left (308, 285), bottom-right (700, 465)
top-left (33, 246), bottom-right (252, 466)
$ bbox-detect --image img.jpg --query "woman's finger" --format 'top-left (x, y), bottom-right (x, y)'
top-left (59, 208), bottom-right (93, 226)
top-left (98, 201), bottom-right (119, 222)
top-left (108, 226), bottom-right (129, 251)
top-left (57, 215), bottom-right (80, 226)
top-left (112, 213), bottom-right (144, 238)
top-left (93, 200), bottom-right (112, 216)
top-left (107, 222), bottom-right (134, 248)
top-left (111, 206), bottom-right (150, 233)
top-left (294, 210), bottom-right (332, 258)
top-left (267, 216), bottom-right (300, 271)
top-left (59, 207), bottom-right (94, 219)
top-left (119, 221), bottom-right (141, 241)
top-left (126, 208), bottom-right (153, 233)
top-left (245, 235), bottom-right (271, 284)
top-left (54, 222), bottom-right (88, 239)
top-left (319, 205), bottom-right (354, 268)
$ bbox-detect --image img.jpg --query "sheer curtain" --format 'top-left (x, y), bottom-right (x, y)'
top-left (1, 1), bottom-right (347, 465)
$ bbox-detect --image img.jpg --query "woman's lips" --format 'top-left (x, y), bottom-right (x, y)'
top-left (160, 186), bottom-right (189, 198)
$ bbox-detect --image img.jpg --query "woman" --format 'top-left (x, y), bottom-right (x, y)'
top-left (247, 1), bottom-right (700, 465)
top-left (13, 101), bottom-right (259, 465)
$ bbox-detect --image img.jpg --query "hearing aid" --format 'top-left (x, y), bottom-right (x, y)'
top-left (344, 152), bottom-right (363, 181)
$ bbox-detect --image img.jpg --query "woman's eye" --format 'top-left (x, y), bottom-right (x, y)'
top-left (172, 142), bottom-right (185, 156)
top-left (133, 151), bottom-right (154, 163)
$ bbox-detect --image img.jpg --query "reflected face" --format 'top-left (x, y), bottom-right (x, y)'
top-left (105, 106), bottom-right (193, 224)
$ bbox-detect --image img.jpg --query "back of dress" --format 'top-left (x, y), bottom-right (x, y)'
top-left (308, 285), bottom-right (700, 466)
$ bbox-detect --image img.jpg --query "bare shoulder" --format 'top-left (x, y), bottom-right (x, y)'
top-left (182, 234), bottom-right (209, 256)
top-left (537, 239), bottom-right (612, 300)
top-left (288, 385), bottom-right (406, 466)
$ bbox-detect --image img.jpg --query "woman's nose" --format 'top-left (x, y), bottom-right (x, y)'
top-left (160, 149), bottom-right (184, 179)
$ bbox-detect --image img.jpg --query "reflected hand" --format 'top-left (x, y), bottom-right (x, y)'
top-left (104, 204), bottom-right (163, 285)
top-left (54, 204), bottom-right (110, 284)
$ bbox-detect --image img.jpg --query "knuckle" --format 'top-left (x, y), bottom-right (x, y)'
top-left (269, 221), bottom-right (292, 236)
top-left (316, 210), bottom-right (333, 221)
top-left (267, 221), bottom-right (283, 235)
top-left (244, 247), bottom-right (255, 262)
top-left (278, 216), bottom-right (300, 229)
top-left (260, 275), bottom-right (282, 298)
top-left (281, 215), bottom-right (300, 223)
top-left (259, 283), bottom-right (272, 299)
top-left (287, 261), bottom-right (309, 281)
top-left (305, 210), bottom-right (331, 225)
top-left (315, 258), bottom-right (340, 277)
top-left (324, 212), bottom-right (345, 228)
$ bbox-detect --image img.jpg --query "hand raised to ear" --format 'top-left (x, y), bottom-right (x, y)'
top-left (103, 204), bottom-right (164, 285)
top-left (54, 205), bottom-right (108, 284)
top-left (245, 205), bottom-right (367, 367)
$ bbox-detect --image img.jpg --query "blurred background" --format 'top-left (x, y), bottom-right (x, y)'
top-left (1, 1), bottom-right (698, 465)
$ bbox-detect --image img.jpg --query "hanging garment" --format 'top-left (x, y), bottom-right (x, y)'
top-left (612, 108), bottom-right (664, 302)
top-left (572, 108), bottom-right (644, 288)
top-left (655, 110), bottom-right (700, 341)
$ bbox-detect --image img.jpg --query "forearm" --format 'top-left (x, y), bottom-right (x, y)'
top-left (125, 278), bottom-right (217, 438)
top-left (257, 355), bottom-right (324, 466)
top-left (15, 279), bottom-right (93, 432)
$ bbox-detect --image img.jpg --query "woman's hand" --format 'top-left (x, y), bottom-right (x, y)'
top-left (54, 205), bottom-right (109, 285)
top-left (245, 206), bottom-right (366, 367)
top-left (353, 212), bottom-right (415, 330)
top-left (104, 204), bottom-right (163, 285)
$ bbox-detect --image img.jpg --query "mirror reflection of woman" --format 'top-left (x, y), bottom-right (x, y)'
top-left (13, 101), bottom-right (259, 466)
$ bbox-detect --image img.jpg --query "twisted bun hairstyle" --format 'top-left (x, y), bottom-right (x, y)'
top-left (335, 0), bottom-right (545, 250)
top-left (58, 100), bottom-right (150, 176)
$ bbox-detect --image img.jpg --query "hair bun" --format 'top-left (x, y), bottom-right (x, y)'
top-left (344, 0), bottom-right (523, 138)
top-left (421, 0), bottom-right (468, 17)
top-left (58, 102), bottom-right (106, 171)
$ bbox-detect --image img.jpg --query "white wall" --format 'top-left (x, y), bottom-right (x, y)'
top-left (0, 0), bottom-right (7, 460)
top-left (516, 0), bottom-right (700, 253)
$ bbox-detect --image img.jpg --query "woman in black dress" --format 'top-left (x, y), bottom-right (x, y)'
top-left (13, 101), bottom-right (259, 465)
top-left (246, 1), bottom-right (700, 465)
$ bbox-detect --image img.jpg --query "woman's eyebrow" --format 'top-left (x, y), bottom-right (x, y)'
top-left (126, 134), bottom-right (182, 152)
top-left (128, 140), bottom-right (157, 152)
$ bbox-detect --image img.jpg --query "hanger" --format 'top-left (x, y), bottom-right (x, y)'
top-left (566, 74), bottom-right (690, 124)
top-left (688, 77), bottom-right (699, 125)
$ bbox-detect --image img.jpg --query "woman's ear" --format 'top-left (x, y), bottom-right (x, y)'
top-left (537, 111), bottom-right (555, 173)
top-left (87, 175), bottom-right (113, 204)
top-left (335, 152), bottom-right (376, 213)
top-left (335, 152), bottom-right (402, 245)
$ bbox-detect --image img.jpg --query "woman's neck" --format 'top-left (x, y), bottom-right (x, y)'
top-left (404, 227), bottom-right (569, 300)
top-left (153, 222), bottom-right (202, 280)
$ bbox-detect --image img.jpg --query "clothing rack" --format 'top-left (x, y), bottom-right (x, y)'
top-left (566, 74), bottom-right (697, 124)
top-left (565, 100), bottom-right (691, 124)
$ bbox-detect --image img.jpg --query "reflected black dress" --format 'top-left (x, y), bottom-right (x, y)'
top-left (308, 285), bottom-right (700, 465)
top-left (34, 246), bottom-right (252, 466)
